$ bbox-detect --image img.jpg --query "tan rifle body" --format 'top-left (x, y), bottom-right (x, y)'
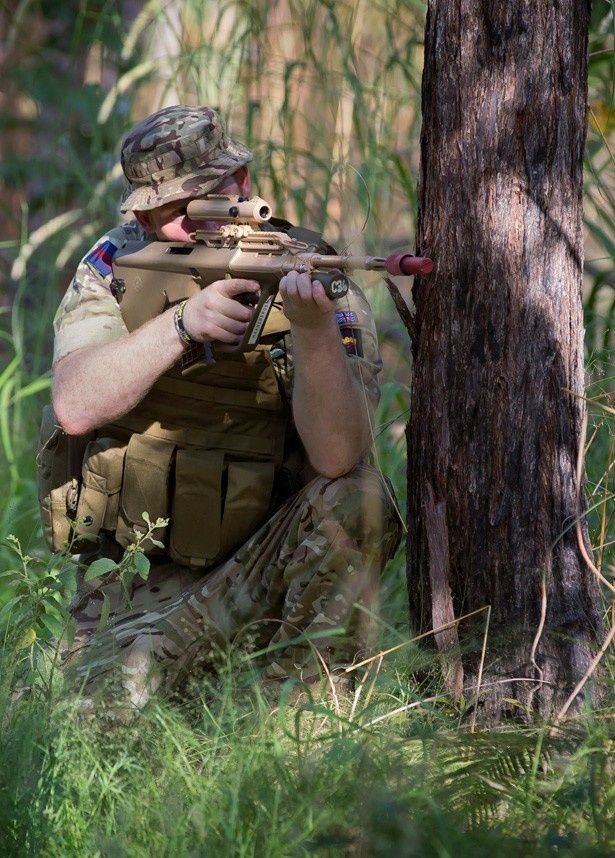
top-left (111, 195), bottom-right (432, 353)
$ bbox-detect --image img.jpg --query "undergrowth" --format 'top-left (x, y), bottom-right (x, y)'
top-left (0, 645), bottom-right (613, 857)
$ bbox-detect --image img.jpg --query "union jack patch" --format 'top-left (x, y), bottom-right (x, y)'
top-left (335, 310), bottom-right (358, 325)
top-left (85, 240), bottom-right (118, 278)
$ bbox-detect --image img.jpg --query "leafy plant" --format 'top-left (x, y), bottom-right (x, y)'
top-left (81, 511), bottom-right (168, 602)
top-left (0, 534), bottom-right (77, 647)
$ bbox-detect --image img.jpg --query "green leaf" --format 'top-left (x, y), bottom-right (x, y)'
top-left (40, 612), bottom-right (64, 639)
top-left (133, 551), bottom-right (150, 581)
top-left (64, 617), bottom-right (76, 650)
top-left (84, 557), bottom-right (118, 582)
top-left (97, 592), bottom-right (111, 632)
top-left (17, 628), bottom-right (36, 650)
top-left (73, 533), bottom-right (99, 544)
top-left (149, 539), bottom-right (165, 550)
top-left (142, 510), bottom-right (151, 524)
top-left (59, 567), bottom-right (78, 594)
top-left (0, 595), bottom-right (23, 621)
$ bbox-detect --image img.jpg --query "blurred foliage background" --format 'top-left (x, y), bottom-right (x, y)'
top-left (0, 1), bottom-right (614, 855)
top-left (0, 0), bottom-right (429, 623)
top-left (3, 0), bottom-right (615, 613)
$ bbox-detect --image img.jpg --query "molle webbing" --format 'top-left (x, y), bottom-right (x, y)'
top-left (155, 373), bottom-right (281, 410)
top-left (83, 344), bottom-right (291, 567)
top-left (105, 353), bottom-right (287, 464)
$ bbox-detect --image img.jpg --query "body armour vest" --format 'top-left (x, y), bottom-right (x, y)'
top-left (37, 221), bottom-right (330, 568)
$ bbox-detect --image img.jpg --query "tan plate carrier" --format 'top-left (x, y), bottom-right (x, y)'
top-left (38, 276), bottom-right (300, 569)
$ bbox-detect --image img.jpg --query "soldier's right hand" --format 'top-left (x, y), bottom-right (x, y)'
top-left (181, 278), bottom-right (260, 343)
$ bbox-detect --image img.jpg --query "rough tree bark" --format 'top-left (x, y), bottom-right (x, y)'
top-left (407, 0), bottom-right (605, 720)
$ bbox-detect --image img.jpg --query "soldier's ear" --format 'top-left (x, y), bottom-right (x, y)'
top-left (235, 166), bottom-right (251, 197)
top-left (133, 210), bottom-right (153, 230)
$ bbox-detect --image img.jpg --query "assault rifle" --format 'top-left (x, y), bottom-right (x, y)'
top-left (111, 195), bottom-right (432, 358)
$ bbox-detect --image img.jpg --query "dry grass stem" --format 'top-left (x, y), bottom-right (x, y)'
top-left (596, 430), bottom-right (615, 571)
top-left (572, 410), bottom-right (615, 595)
top-left (470, 604), bottom-right (491, 733)
top-left (362, 694), bottom-right (443, 727)
top-left (527, 573), bottom-right (548, 716)
top-left (342, 606), bottom-right (491, 674)
top-left (356, 653), bottom-right (384, 715)
top-left (352, 336), bottom-right (408, 534)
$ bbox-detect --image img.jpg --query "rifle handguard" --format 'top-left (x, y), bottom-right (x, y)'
top-left (311, 268), bottom-right (349, 299)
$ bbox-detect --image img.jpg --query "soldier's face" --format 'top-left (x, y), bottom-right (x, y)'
top-left (136, 167), bottom-right (251, 241)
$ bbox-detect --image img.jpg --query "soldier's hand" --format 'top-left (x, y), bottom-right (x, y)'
top-left (181, 279), bottom-right (260, 343)
top-left (279, 271), bottom-right (335, 329)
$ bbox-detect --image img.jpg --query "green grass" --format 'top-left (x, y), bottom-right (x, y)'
top-left (1, 647), bottom-right (613, 857)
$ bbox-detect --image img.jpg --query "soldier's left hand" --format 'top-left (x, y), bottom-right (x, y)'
top-left (279, 271), bottom-right (335, 328)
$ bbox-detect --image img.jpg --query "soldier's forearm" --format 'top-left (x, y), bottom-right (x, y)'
top-left (290, 317), bottom-right (372, 478)
top-left (52, 307), bottom-right (184, 436)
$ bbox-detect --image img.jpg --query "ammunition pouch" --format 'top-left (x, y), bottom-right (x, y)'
top-left (38, 351), bottom-right (297, 568)
top-left (36, 405), bottom-right (93, 551)
top-left (75, 437), bottom-right (126, 546)
top-left (39, 431), bottom-right (278, 567)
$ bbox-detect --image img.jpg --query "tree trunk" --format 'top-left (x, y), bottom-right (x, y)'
top-left (408, 0), bottom-right (604, 721)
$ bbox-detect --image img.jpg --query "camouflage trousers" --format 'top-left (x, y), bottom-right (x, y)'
top-left (64, 463), bottom-right (402, 709)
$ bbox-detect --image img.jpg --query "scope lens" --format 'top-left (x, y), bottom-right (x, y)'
top-left (259, 206), bottom-right (270, 219)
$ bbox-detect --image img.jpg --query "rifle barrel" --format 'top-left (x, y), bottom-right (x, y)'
top-left (284, 252), bottom-right (432, 276)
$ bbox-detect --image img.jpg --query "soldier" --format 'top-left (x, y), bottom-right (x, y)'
top-left (43, 104), bottom-right (401, 711)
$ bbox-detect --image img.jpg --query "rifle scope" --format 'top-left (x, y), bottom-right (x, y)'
top-left (187, 196), bottom-right (272, 223)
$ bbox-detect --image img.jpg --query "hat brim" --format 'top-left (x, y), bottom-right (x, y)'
top-left (119, 141), bottom-right (253, 213)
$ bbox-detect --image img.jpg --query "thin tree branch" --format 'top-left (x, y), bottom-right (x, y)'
top-left (383, 275), bottom-right (417, 341)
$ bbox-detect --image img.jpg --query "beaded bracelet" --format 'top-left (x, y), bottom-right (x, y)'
top-left (173, 299), bottom-right (198, 348)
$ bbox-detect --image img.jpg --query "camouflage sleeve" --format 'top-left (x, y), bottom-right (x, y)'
top-left (272, 280), bottom-right (383, 415)
top-left (52, 222), bottom-right (145, 367)
top-left (331, 280), bottom-right (383, 416)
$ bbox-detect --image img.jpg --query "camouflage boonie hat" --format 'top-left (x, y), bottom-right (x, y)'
top-left (119, 105), bottom-right (253, 213)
